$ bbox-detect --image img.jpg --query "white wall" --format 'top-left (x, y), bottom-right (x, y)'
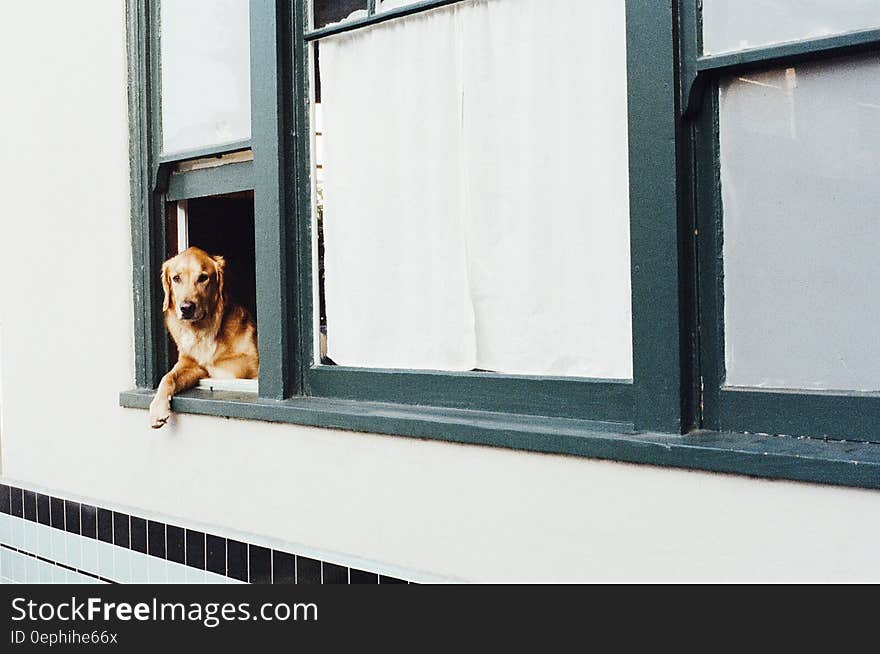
top-left (2, 1), bottom-right (880, 583)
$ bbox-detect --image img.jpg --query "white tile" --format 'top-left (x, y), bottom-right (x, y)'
top-left (52, 564), bottom-right (67, 584)
top-left (130, 551), bottom-right (150, 583)
top-left (40, 559), bottom-right (55, 584)
top-left (0, 514), bottom-right (11, 545)
top-left (23, 521), bottom-right (39, 554)
top-left (51, 529), bottom-right (67, 564)
top-left (204, 571), bottom-right (229, 584)
top-left (10, 516), bottom-right (24, 550)
top-left (37, 523), bottom-right (52, 558)
top-left (95, 541), bottom-right (116, 581)
top-left (0, 548), bottom-right (11, 578)
top-left (147, 556), bottom-right (168, 584)
top-left (66, 534), bottom-right (82, 570)
top-left (166, 561), bottom-right (188, 584)
top-left (25, 556), bottom-right (41, 583)
top-left (185, 566), bottom-right (206, 584)
top-left (113, 547), bottom-right (132, 584)
top-left (9, 551), bottom-right (25, 582)
top-left (81, 539), bottom-right (99, 577)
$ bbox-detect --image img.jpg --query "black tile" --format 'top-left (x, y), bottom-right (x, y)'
top-left (272, 551), bottom-right (296, 584)
top-left (349, 569), bottom-right (379, 584)
top-left (147, 521), bottom-right (166, 559)
top-left (296, 556), bottom-right (321, 585)
top-left (80, 505), bottom-right (97, 539)
top-left (10, 487), bottom-right (23, 518)
top-left (130, 517), bottom-right (147, 553)
top-left (113, 512), bottom-right (130, 548)
top-left (166, 525), bottom-right (185, 564)
top-left (379, 575), bottom-right (407, 584)
top-left (206, 535), bottom-right (226, 576)
top-left (248, 545), bottom-right (271, 584)
top-left (23, 490), bottom-right (37, 521)
top-left (226, 540), bottom-right (248, 582)
top-left (185, 530), bottom-right (205, 569)
top-left (50, 497), bottom-right (65, 530)
top-left (36, 493), bottom-right (50, 526)
top-left (81, 505), bottom-right (97, 539)
top-left (0, 485), bottom-right (10, 514)
top-left (65, 501), bottom-right (81, 535)
top-left (322, 562), bottom-right (348, 585)
top-left (97, 508), bottom-right (113, 543)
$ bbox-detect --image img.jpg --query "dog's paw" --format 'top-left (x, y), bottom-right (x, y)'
top-left (149, 395), bottom-right (171, 429)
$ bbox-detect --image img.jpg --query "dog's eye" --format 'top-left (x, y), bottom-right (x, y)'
top-left (197, 274), bottom-right (209, 283)
top-left (172, 275), bottom-right (181, 283)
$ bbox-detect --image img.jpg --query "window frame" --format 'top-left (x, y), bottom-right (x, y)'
top-left (121, 0), bottom-right (880, 491)
top-left (293, 0), bottom-right (686, 430)
top-left (681, 0), bottom-right (880, 443)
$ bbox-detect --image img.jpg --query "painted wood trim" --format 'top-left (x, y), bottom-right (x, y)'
top-left (166, 160), bottom-right (255, 201)
top-left (119, 388), bottom-right (880, 491)
top-left (626, 0), bottom-right (689, 433)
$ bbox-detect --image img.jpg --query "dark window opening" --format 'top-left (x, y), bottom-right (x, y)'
top-left (164, 191), bottom-right (257, 366)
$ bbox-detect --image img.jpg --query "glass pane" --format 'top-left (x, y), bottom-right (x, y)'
top-left (313, 0), bottom-right (367, 29)
top-left (315, 0), bottom-right (632, 378)
top-left (702, 0), bottom-right (880, 55)
top-left (160, 0), bottom-right (251, 155)
top-left (720, 55), bottom-right (880, 391)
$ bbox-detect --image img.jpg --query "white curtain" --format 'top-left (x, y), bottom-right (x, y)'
top-left (319, 0), bottom-right (632, 378)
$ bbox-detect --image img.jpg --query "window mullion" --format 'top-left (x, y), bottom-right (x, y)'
top-left (626, 0), bottom-right (690, 434)
top-left (252, 0), bottom-right (299, 399)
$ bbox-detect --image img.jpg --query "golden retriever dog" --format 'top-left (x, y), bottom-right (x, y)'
top-left (149, 246), bottom-right (258, 428)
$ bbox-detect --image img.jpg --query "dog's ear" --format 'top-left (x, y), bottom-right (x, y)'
top-left (213, 255), bottom-right (226, 297)
top-left (161, 260), bottom-right (173, 313)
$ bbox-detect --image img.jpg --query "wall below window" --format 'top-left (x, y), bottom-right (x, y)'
top-left (2, 1), bottom-right (880, 583)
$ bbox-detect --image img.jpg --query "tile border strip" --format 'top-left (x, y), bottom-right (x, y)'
top-left (0, 484), bottom-right (409, 585)
top-left (0, 543), bottom-right (113, 584)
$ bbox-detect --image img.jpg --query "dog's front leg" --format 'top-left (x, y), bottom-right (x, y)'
top-left (149, 358), bottom-right (207, 429)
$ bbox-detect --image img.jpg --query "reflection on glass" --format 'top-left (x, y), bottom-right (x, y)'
top-left (721, 54), bottom-right (880, 391)
top-left (160, 0), bottom-right (251, 154)
top-left (376, 0), bottom-right (420, 11)
top-left (702, 0), bottom-right (880, 54)
top-left (313, 0), bottom-right (367, 29)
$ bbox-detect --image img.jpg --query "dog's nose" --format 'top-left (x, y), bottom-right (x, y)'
top-left (179, 302), bottom-right (196, 319)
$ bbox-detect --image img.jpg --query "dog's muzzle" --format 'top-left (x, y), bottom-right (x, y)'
top-left (179, 302), bottom-right (197, 320)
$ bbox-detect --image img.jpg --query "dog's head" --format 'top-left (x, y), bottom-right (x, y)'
top-left (161, 247), bottom-right (226, 323)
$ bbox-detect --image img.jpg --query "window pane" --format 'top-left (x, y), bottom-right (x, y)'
top-left (160, 0), bottom-right (251, 154)
top-left (720, 55), bottom-right (880, 391)
top-left (316, 0), bottom-right (632, 378)
top-left (702, 0), bottom-right (880, 55)
top-left (313, 0), bottom-right (366, 29)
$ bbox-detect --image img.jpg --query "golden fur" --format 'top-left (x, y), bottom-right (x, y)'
top-left (149, 247), bottom-right (258, 428)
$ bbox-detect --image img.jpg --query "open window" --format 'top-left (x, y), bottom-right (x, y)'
top-left (164, 154), bottom-right (257, 393)
top-left (156, 0), bottom-right (258, 393)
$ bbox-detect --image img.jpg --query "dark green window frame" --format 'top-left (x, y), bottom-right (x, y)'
top-left (120, 0), bottom-right (880, 490)
top-left (680, 2), bottom-right (880, 444)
